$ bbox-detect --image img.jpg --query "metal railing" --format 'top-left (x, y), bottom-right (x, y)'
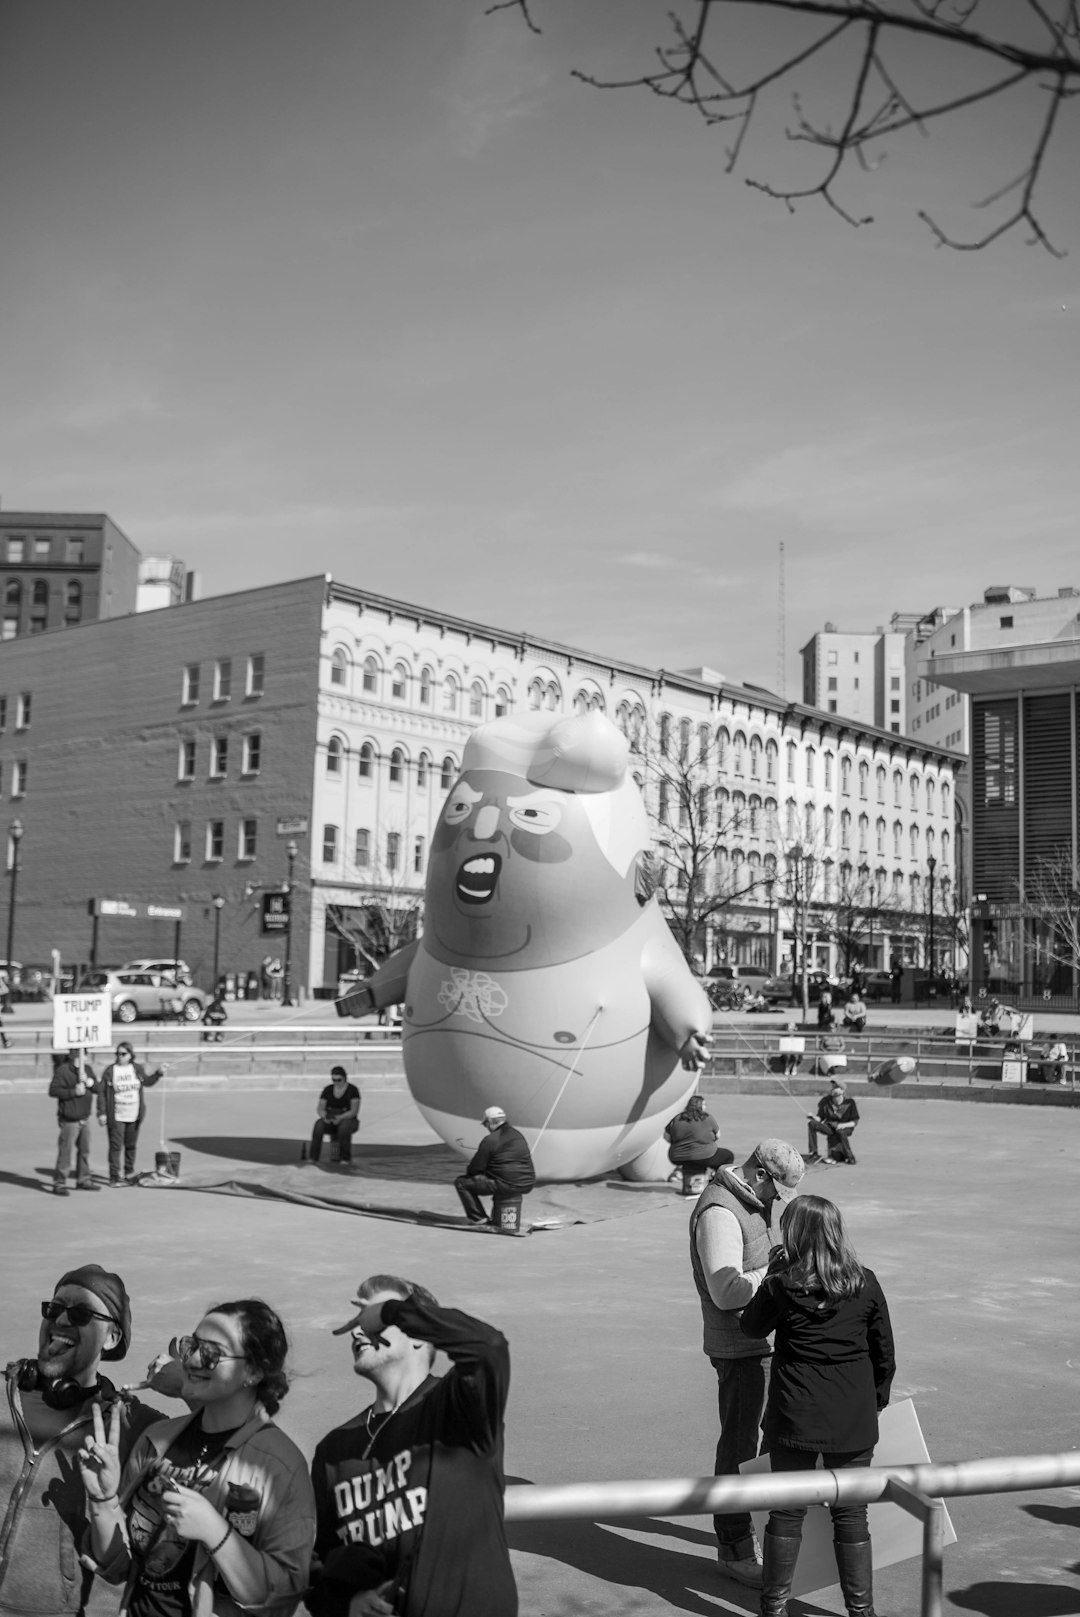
top-left (504, 1449), bottom-right (1080, 1617)
top-left (704, 1027), bottom-right (1078, 1090)
top-left (0, 1023), bottom-right (406, 1081)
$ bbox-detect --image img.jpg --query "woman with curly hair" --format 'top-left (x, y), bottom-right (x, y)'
top-left (80, 1298), bottom-right (315, 1616)
top-left (739, 1195), bottom-right (895, 1617)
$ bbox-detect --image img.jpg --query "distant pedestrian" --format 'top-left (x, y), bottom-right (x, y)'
top-left (95, 1041), bottom-right (165, 1185)
top-left (201, 992), bottom-right (228, 1041)
top-left (48, 1051), bottom-right (101, 1195)
top-left (309, 1066), bottom-right (361, 1164)
top-left (889, 963), bottom-right (903, 1004)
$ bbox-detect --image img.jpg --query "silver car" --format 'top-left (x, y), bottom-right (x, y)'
top-left (76, 969), bottom-right (208, 1024)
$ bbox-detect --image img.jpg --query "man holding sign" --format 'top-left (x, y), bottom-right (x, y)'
top-left (47, 1051), bottom-right (101, 1195)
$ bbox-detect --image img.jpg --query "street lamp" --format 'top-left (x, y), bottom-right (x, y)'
top-left (765, 876), bottom-right (776, 973)
top-left (282, 839), bottom-right (299, 1007)
top-left (4, 819), bottom-right (22, 1012)
top-left (211, 895), bottom-right (225, 991)
top-left (927, 853), bottom-right (937, 993)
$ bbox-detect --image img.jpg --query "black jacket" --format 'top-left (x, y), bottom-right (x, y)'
top-left (464, 1125), bottom-right (536, 1192)
top-left (48, 1060), bottom-right (98, 1123)
top-left (739, 1266), bottom-right (895, 1453)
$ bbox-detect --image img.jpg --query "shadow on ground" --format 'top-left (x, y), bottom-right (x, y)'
top-left (947, 1582), bottom-right (1080, 1615)
top-left (171, 1137), bottom-right (461, 1181)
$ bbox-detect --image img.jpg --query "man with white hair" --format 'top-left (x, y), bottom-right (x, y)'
top-left (452, 1107), bottom-right (536, 1225)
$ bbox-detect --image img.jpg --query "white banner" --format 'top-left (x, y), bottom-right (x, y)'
top-left (52, 992), bottom-right (113, 1051)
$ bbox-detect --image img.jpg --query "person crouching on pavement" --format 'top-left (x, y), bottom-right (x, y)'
top-left (806, 1081), bottom-right (860, 1166)
top-left (454, 1106), bottom-right (536, 1225)
top-left (310, 1066), bottom-right (361, 1165)
top-left (0, 1264), bottom-right (167, 1617)
top-left (96, 1041), bottom-right (165, 1186)
top-left (308, 1274), bottom-right (517, 1617)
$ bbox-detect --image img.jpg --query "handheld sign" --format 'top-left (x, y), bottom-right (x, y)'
top-left (53, 993), bottom-right (113, 1052)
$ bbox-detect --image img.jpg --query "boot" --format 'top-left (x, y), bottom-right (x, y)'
top-left (758, 1528), bottom-right (802, 1617)
top-left (834, 1537), bottom-right (877, 1616)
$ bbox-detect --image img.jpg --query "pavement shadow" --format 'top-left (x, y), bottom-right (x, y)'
top-left (169, 1137), bottom-right (461, 1183)
top-left (1023, 1501), bottom-right (1080, 1530)
top-left (505, 1501), bottom-right (833, 1616)
top-left (12, 1168), bottom-right (63, 1191)
top-left (171, 1136), bottom-right (302, 1167)
top-left (947, 1582), bottom-right (1080, 1616)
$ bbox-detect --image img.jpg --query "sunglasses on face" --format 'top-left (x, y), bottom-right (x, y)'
top-left (173, 1334), bottom-right (246, 1371)
top-left (41, 1299), bottom-right (115, 1329)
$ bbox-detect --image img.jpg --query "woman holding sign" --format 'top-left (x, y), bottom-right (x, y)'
top-left (97, 1041), bottom-right (165, 1185)
top-left (739, 1195), bottom-right (895, 1617)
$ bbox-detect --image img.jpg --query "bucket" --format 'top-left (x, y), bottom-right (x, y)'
top-left (493, 1195), bottom-right (523, 1235)
top-left (155, 1150), bottom-right (181, 1178)
top-left (682, 1166), bottom-right (710, 1198)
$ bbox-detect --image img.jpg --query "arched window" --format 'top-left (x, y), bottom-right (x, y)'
top-left (893, 821), bottom-right (902, 857)
top-left (805, 746), bottom-right (815, 786)
top-left (358, 742), bottom-right (375, 780)
top-left (4, 581), bottom-right (20, 608)
top-left (545, 680), bottom-right (560, 711)
top-left (858, 813), bottom-right (868, 853)
top-left (697, 784), bottom-right (710, 826)
top-left (823, 750), bottom-right (834, 790)
top-left (892, 869), bottom-right (903, 898)
top-left (858, 760), bottom-right (869, 798)
top-left (732, 790), bottom-right (747, 830)
top-left (527, 678), bottom-right (543, 711)
top-left (443, 673), bottom-right (460, 714)
top-left (469, 681), bottom-right (485, 719)
top-left (786, 799), bottom-right (798, 839)
top-left (876, 765), bottom-right (886, 803)
top-left (765, 739), bottom-right (778, 783)
top-left (841, 755), bottom-right (852, 794)
top-left (31, 579), bottom-right (48, 607)
top-left (926, 826), bottom-right (936, 859)
top-left (926, 777), bottom-right (936, 814)
top-left (629, 707), bottom-right (644, 753)
top-left (716, 726), bottom-right (730, 769)
top-left (942, 829), bottom-right (951, 863)
top-left (700, 725), bottom-right (712, 765)
top-left (326, 736), bottom-right (344, 775)
top-left (840, 809), bottom-right (851, 848)
top-left (822, 860), bottom-right (835, 902)
top-left (910, 873), bottom-right (921, 906)
top-left (659, 714), bottom-right (672, 757)
top-left (910, 824), bottom-right (920, 860)
top-left (764, 851), bottom-right (777, 879)
top-left (804, 802), bottom-right (815, 841)
top-left (765, 797), bottom-right (778, 840)
top-left (910, 773), bottom-right (920, 810)
top-left (658, 780), bottom-right (670, 823)
top-left (389, 747), bottom-right (405, 785)
top-left (876, 818), bottom-right (886, 856)
top-left (893, 770), bottom-right (903, 807)
top-left (495, 686), bottom-right (511, 717)
top-left (823, 805), bottom-right (834, 843)
top-left (440, 755), bottom-right (457, 791)
top-left (942, 781), bottom-right (952, 817)
top-left (615, 702), bottom-right (631, 738)
top-left (574, 690), bottom-right (590, 716)
top-left (391, 663), bottom-right (408, 701)
top-left (734, 731), bottom-right (747, 774)
top-left (786, 742), bottom-right (797, 782)
top-left (679, 718), bottom-right (692, 763)
top-left (362, 656), bottom-right (379, 694)
top-left (65, 581), bottom-right (82, 624)
top-left (419, 667), bottom-right (434, 706)
top-left (749, 735), bottom-right (762, 778)
top-left (330, 648), bottom-right (348, 688)
top-left (417, 752), bottom-right (430, 790)
top-left (749, 794), bottom-right (762, 836)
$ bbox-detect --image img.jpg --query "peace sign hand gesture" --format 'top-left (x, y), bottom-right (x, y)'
top-left (78, 1399), bottom-right (123, 1503)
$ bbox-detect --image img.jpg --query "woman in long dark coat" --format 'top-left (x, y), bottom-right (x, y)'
top-left (739, 1194), bottom-right (895, 1617)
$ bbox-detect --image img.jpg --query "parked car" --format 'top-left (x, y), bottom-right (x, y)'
top-left (760, 970), bottom-right (841, 1006)
top-left (860, 969), bottom-right (894, 1002)
top-left (75, 969), bottom-right (208, 1024)
top-left (120, 958), bottom-right (193, 984)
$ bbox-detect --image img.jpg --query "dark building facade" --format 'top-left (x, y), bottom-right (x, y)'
top-left (0, 511), bottom-right (141, 638)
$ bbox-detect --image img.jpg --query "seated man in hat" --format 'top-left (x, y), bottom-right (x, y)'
top-left (806, 1080), bottom-right (860, 1164)
top-left (454, 1107), bottom-right (536, 1226)
top-left (0, 1264), bottom-right (173, 1617)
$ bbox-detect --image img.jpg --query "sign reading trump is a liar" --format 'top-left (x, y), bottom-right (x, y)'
top-left (53, 993), bottom-right (113, 1051)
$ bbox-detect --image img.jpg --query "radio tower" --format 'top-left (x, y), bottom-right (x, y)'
top-left (777, 541), bottom-right (787, 698)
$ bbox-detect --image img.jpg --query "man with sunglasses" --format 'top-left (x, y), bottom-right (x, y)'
top-left (688, 1138), bottom-right (805, 1591)
top-left (0, 1264), bottom-right (166, 1617)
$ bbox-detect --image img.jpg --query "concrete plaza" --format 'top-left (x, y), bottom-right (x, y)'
top-left (4, 1064), bottom-right (1080, 1615)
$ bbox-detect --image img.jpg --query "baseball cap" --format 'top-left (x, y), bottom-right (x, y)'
top-left (753, 1138), bottom-right (805, 1199)
top-left (54, 1264), bottom-right (131, 1361)
top-left (483, 1106), bottom-right (506, 1124)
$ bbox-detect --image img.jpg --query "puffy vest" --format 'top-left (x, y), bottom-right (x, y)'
top-left (689, 1177), bottom-right (772, 1359)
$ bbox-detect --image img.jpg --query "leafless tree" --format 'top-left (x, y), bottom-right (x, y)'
top-left (490, 0), bottom-right (1079, 252)
top-left (324, 835), bottom-right (424, 978)
top-left (1019, 846), bottom-right (1080, 986)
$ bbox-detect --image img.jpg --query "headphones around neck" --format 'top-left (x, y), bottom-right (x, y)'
top-left (8, 1358), bottom-right (101, 1411)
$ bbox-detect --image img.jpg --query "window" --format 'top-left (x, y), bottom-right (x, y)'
top-left (827, 650), bottom-right (837, 664)
top-left (7, 540), bottom-right (24, 563)
top-left (659, 714), bottom-right (671, 757)
top-left (926, 826), bottom-right (936, 860)
top-left (182, 664), bottom-right (200, 705)
top-left (16, 692), bottom-right (30, 730)
top-left (355, 828), bottom-right (370, 868)
top-left (716, 727), bottom-right (730, 768)
top-left (330, 648), bottom-right (348, 687)
top-left (853, 651), bottom-right (860, 663)
top-left (853, 677), bottom-right (860, 690)
top-left (893, 770), bottom-right (903, 807)
top-left (213, 659), bottom-right (232, 701)
top-left (413, 836), bottom-right (426, 875)
top-left (827, 677), bottom-right (837, 691)
top-left (495, 686), bottom-right (511, 718)
top-left (891, 700), bottom-right (900, 715)
top-left (840, 809), bottom-right (851, 849)
top-left (441, 755), bottom-right (456, 791)
top-left (823, 806), bottom-right (834, 843)
top-left (246, 653), bottom-right (265, 696)
top-left (658, 780), bottom-right (670, 824)
top-left (389, 747), bottom-right (405, 785)
top-left (362, 656), bottom-right (379, 694)
top-left (804, 802), bottom-right (815, 841)
top-left (206, 820), bottom-right (224, 861)
top-left (679, 718), bottom-right (692, 763)
top-left (910, 774), bottom-right (919, 810)
top-left (841, 756), bottom-right (852, 795)
top-left (239, 818), bottom-right (257, 860)
top-left (392, 663), bottom-right (408, 701)
top-left (443, 673), bottom-right (460, 714)
top-left (528, 678), bottom-right (543, 711)
top-left (942, 829), bottom-right (951, 862)
top-left (891, 676), bottom-right (900, 691)
top-left (322, 824), bottom-right (339, 863)
top-left (876, 818), bottom-right (886, 856)
top-left (765, 739), bottom-right (777, 782)
top-left (178, 739), bottom-right (196, 780)
top-left (386, 831), bottom-right (400, 872)
top-left (805, 747), bottom-right (815, 786)
top-left (242, 733), bottom-right (261, 774)
top-left (358, 742), bottom-right (375, 780)
top-left (11, 760), bottom-right (26, 798)
top-left (942, 782), bottom-right (951, 816)
top-left (1000, 615), bottom-right (1013, 628)
top-left (65, 581), bottom-right (82, 625)
top-left (786, 800), bottom-right (798, 838)
top-left (890, 723), bottom-right (900, 734)
top-left (326, 736), bottom-right (343, 775)
top-left (858, 761), bottom-right (868, 799)
top-left (749, 736), bottom-right (762, 778)
top-left (828, 699), bottom-right (837, 712)
top-left (786, 741), bottom-right (796, 782)
top-left (926, 778), bottom-right (936, 814)
top-left (734, 731), bottom-right (746, 774)
top-left (0, 698), bottom-right (6, 733)
top-left (417, 753), bottom-right (430, 791)
top-left (31, 579), bottom-right (47, 608)
top-left (858, 814), bottom-right (869, 853)
top-left (823, 751), bottom-right (833, 789)
top-left (211, 737), bottom-right (228, 777)
top-left (910, 825), bottom-right (919, 860)
top-left (174, 821), bottom-right (191, 863)
top-left (893, 821), bottom-right (902, 857)
top-left (66, 538), bottom-right (84, 564)
top-left (36, 540), bottom-right (51, 561)
top-left (469, 681), bottom-right (484, 719)
top-left (419, 667), bottom-right (434, 706)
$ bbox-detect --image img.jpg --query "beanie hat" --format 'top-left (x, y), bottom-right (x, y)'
top-left (55, 1265), bottom-right (131, 1361)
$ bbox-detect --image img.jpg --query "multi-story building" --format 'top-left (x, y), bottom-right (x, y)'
top-left (0, 512), bottom-right (140, 637)
top-left (136, 556), bottom-right (201, 613)
top-left (0, 574), bottom-right (963, 992)
top-left (800, 624), bottom-right (910, 733)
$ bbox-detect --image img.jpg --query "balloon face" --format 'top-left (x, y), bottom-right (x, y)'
top-left (425, 767), bottom-right (643, 970)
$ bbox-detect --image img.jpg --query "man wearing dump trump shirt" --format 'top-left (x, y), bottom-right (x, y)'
top-left (0, 1264), bottom-right (166, 1617)
top-left (306, 1274), bottom-right (516, 1617)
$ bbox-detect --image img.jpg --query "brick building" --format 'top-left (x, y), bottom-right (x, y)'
top-left (0, 573), bottom-right (964, 993)
top-left (0, 512), bottom-right (141, 637)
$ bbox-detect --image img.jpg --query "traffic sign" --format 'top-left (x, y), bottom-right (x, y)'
top-left (53, 992), bottom-right (113, 1051)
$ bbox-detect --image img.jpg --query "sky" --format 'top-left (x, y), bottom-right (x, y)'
top-left (2, 0), bottom-right (1078, 694)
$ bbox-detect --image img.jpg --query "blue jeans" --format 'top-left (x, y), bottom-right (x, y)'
top-left (710, 1353), bottom-right (771, 1556)
top-left (766, 1444), bottom-right (874, 1541)
top-left (55, 1119), bottom-right (92, 1186)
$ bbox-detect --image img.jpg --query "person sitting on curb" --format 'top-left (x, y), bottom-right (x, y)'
top-left (454, 1106), bottom-right (536, 1225)
top-left (806, 1080), bottom-right (860, 1166)
top-left (309, 1066), bottom-right (361, 1165)
top-left (664, 1093), bottom-right (735, 1182)
top-left (842, 993), bottom-right (867, 1034)
top-left (201, 992), bottom-right (228, 1042)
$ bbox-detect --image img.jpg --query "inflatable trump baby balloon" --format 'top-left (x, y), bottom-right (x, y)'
top-left (338, 711), bottom-right (712, 1181)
